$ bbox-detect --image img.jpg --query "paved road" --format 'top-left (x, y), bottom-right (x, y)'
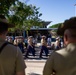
top-left (23, 46), bottom-right (54, 75)
top-left (24, 59), bottom-right (46, 75)
top-left (23, 46), bottom-right (54, 59)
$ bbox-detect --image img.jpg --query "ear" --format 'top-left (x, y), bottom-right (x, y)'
top-left (65, 34), bottom-right (68, 41)
top-left (6, 30), bottom-right (8, 35)
top-left (64, 34), bottom-right (68, 45)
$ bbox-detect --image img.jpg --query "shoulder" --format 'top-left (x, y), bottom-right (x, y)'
top-left (51, 48), bottom-right (67, 58)
top-left (49, 48), bottom-right (65, 57)
top-left (56, 48), bottom-right (66, 53)
top-left (5, 42), bottom-right (20, 52)
top-left (6, 42), bottom-right (17, 48)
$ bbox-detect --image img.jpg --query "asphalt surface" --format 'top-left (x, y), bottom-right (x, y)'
top-left (25, 59), bottom-right (46, 75)
top-left (23, 46), bottom-right (54, 59)
top-left (23, 47), bottom-right (54, 75)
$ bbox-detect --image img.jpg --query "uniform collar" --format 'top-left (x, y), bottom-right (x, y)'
top-left (66, 43), bottom-right (76, 51)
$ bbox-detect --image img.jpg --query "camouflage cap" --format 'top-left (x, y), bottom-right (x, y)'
top-left (57, 17), bottom-right (76, 36)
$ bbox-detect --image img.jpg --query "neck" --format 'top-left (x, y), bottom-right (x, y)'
top-left (65, 40), bottom-right (76, 46)
top-left (0, 34), bottom-right (6, 40)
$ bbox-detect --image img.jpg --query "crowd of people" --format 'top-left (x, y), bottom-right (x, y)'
top-left (0, 15), bottom-right (26, 75)
top-left (43, 17), bottom-right (76, 75)
top-left (5, 34), bottom-right (64, 58)
top-left (0, 14), bottom-right (76, 75)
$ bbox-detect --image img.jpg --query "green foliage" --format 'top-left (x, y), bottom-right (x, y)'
top-left (7, 1), bottom-right (42, 31)
top-left (49, 23), bottom-right (62, 28)
top-left (0, 0), bottom-right (42, 36)
top-left (0, 0), bottom-right (18, 14)
top-left (49, 23), bottom-right (62, 32)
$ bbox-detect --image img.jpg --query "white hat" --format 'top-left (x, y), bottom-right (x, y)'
top-left (56, 37), bottom-right (59, 40)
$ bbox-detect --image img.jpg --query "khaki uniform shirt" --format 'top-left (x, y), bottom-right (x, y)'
top-left (0, 38), bottom-right (26, 75)
top-left (43, 43), bottom-right (76, 75)
top-left (41, 39), bottom-right (47, 46)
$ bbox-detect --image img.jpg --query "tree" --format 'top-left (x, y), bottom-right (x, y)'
top-left (49, 23), bottom-right (62, 28)
top-left (0, 0), bottom-right (18, 14)
top-left (49, 23), bottom-right (62, 32)
top-left (0, 0), bottom-right (42, 36)
top-left (8, 1), bottom-right (42, 36)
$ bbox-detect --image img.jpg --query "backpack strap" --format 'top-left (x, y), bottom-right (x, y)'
top-left (0, 42), bottom-right (8, 53)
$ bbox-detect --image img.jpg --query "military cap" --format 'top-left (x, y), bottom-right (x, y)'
top-left (42, 35), bottom-right (46, 38)
top-left (28, 36), bottom-right (33, 39)
top-left (29, 36), bottom-right (33, 38)
top-left (57, 17), bottom-right (76, 36)
top-left (56, 37), bottom-right (60, 40)
top-left (0, 15), bottom-right (15, 28)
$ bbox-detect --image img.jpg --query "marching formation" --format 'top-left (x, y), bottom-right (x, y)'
top-left (5, 34), bottom-right (64, 58)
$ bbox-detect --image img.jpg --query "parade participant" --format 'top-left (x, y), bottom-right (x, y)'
top-left (18, 36), bottom-right (25, 53)
top-left (25, 36), bottom-right (35, 58)
top-left (0, 15), bottom-right (26, 75)
top-left (43, 17), bottom-right (76, 75)
top-left (55, 37), bottom-right (60, 50)
top-left (39, 35), bottom-right (49, 58)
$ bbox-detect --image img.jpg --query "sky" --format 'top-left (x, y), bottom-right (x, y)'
top-left (19, 0), bottom-right (76, 28)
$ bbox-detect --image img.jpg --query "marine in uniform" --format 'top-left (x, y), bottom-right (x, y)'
top-left (25, 36), bottom-right (35, 58)
top-left (43, 17), bottom-right (76, 75)
top-left (39, 35), bottom-right (49, 58)
top-left (0, 15), bottom-right (26, 75)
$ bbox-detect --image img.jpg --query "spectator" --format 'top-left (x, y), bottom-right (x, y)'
top-left (43, 17), bottom-right (76, 75)
top-left (0, 15), bottom-right (26, 75)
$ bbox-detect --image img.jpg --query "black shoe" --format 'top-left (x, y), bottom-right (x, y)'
top-left (24, 56), bottom-right (29, 59)
top-left (39, 56), bottom-right (43, 58)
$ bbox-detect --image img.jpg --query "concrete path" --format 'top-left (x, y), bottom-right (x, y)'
top-left (23, 46), bottom-right (54, 75)
top-left (24, 59), bottom-right (46, 75)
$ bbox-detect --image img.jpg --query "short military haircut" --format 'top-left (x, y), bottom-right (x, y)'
top-left (64, 29), bottom-right (76, 38)
top-left (57, 17), bottom-right (76, 36)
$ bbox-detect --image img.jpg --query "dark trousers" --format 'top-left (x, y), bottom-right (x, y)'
top-left (40, 45), bottom-right (49, 58)
top-left (18, 43), bottom-right (24, 53)
top-left (25, 45), bottom-right (35, 57)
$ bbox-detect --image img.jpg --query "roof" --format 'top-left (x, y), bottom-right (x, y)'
top-left (42, 21), bottom-right (52, 26)
top-left (30, 28), bottom-right (58, 30)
